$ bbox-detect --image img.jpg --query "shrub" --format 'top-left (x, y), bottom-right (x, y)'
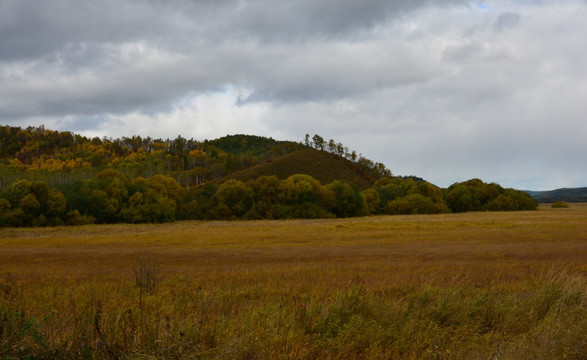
top-left (551, 201), bottom-right (569, 208)
top-left (65, 210), bottom-right (96, 226)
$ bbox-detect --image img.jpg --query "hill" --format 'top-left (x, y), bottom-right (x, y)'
top-left (0, 126), bottom-right (390, 190)
top-left (526, 187), bottom-right (587, 203)
top-left (225, 148), bottom-right (375, 190)
top-left (1, 125), bottom-right (537, 227)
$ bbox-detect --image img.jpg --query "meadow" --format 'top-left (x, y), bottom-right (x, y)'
top-left (1, 204), bottom-right (585, 359)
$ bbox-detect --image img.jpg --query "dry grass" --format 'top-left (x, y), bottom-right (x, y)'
top-left (1, 204), bottom-right (586, 359)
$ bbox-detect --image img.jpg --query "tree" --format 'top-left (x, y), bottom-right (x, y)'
top-left (247, 175), bottom-right (283, 219)
top-left (188, 183), bottom-right (218, 220)
top-left (278, 174), bottom-right (333, 218)
top-left (445, 179), bottom-right (537, 213)
top-left (121, 175), bottom-right (185, 223)
top-left (45, 189), bottom-right (67, 219)
top-left (0, 199), bottom-right (12, 226)
top-left (312, 134), bottom-right (325, 151)
top-left (445, 184), bottom-right (474, 213)
top-left (2, 179), bottom-right (33, 208)
top-left (328, 139), bottom-right (337, 153)
top-left (324, 180), bottom-right (366, 217)
top-left (279, 174), bottom-right (326, 205)
top-left (93, 169), bottom-right (131, 202)
top-left (362, 188), bottom-right (381, 215)
top-left (143, 175), bottom-right (186, 204)
top-left (20, 193), bottom-right (41, 217)
top-left (375, 177), bottom-right (413, 209)
top-left (0, 179), bottom-right (68, 226)
top-left (212, 180), bottom-right (255, 219)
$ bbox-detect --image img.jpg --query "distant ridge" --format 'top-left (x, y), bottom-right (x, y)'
top-left (224, 148), bottom-right (375, 190)
top-left (525, 187), bottom-right (587, 203)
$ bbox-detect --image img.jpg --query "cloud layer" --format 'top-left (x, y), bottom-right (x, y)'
top-left (1, 0), bottom-right (586, 190)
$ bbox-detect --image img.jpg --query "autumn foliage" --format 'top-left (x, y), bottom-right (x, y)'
top-left (0, 125), bottom-right (537, 227)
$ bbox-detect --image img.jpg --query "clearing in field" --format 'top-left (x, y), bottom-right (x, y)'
top-left (1, 204), bottom-right (586, 359)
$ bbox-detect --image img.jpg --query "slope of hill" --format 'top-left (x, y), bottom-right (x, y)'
top-left (225, 148), bottom-right (375, 190)
top-left (526, 187), bottom-right (587, 203)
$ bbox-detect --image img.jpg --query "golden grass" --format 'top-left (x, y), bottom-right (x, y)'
top-left (1, 204), bottom-right (586, 359)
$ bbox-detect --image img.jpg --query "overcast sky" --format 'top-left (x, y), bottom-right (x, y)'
top-left (1, 0), bottom-right (586, 190)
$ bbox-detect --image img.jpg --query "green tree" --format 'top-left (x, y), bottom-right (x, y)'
top-left (279, 174), bottom-right (326, 205)
top-left (361, 188), bottom-right (380, 215)
top-left (212, 180), bottom-right (255, 219)
top-left (93, 169), bottom-right (130, 203)
top-left (189, 183), bottom-right (218, 220)
top-left (312, 134), bottom-right (325, 151)
top-left (278, 174), bottom-right (333, 218)
top-left (445, 179), bottom-right (536, 213)
top-left (324, 180), bottom-right (366, 217)
top-left (445, 184), bottom-right (474, 213)
top-left (2, 179), bottom-right (33, 208)
top-left (375, 177), bottom-right (414, 211)
top-left (46, 189), bottom-right (67, 217)
top-left (20, 193), bottom-right (41, 217)
top-left (0, 179), bottom-right (68, 226)
top-left (0, 199), bottom-right (12, 226)
top-left (79, 169), bottom-right (131, 222)
top-left (247, 175), bottom-right (282, 219)
top-left (143, 175), bottom-right (186, 204)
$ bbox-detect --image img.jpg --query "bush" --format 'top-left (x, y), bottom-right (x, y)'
top-left (65, 210), bottom-right (96, 226)
top-left (387, 193), bottom-right (450, 215)
top-left (551, 201), bottom-right (569, 208)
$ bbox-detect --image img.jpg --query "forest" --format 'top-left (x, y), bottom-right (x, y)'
top-left (0, 125), bottom-right (537, 227)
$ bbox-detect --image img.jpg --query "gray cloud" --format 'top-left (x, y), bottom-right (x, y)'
top-left (0, 0), bottom-right (460, 119)
top-left (495, 12), bottom-right (522, 31)
top-left (0, 0), bottom-right (461, 62)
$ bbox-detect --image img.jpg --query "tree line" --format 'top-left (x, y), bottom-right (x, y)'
top-left (0, 125), bottom-right (537, 227)
top-left (1, 169), bottom-right (537, 227)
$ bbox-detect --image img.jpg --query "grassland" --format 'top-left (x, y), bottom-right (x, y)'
top-left (1, 204), bottom-right (586, 359)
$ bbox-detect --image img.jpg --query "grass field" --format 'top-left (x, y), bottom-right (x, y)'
top-left (1, 204), bottom-right (586, 359)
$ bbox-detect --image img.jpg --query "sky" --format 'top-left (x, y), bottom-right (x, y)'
top-left (1, 0), bottom-right (586, 190)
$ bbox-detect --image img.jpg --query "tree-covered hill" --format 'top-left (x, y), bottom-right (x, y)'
top-left (0, 126), bottom-right (389, 189)
top-left (526, 187), bottom-right (587, 203)
top-left (0, 125), bottom-right (537, 227)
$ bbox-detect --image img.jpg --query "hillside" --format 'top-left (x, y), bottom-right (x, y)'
top-left (225, 148), bottom-right (375, 190)
top-left (526, 187), bottom-right (587, 203)
top-left (0, 126), bottom-right (390, 189)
